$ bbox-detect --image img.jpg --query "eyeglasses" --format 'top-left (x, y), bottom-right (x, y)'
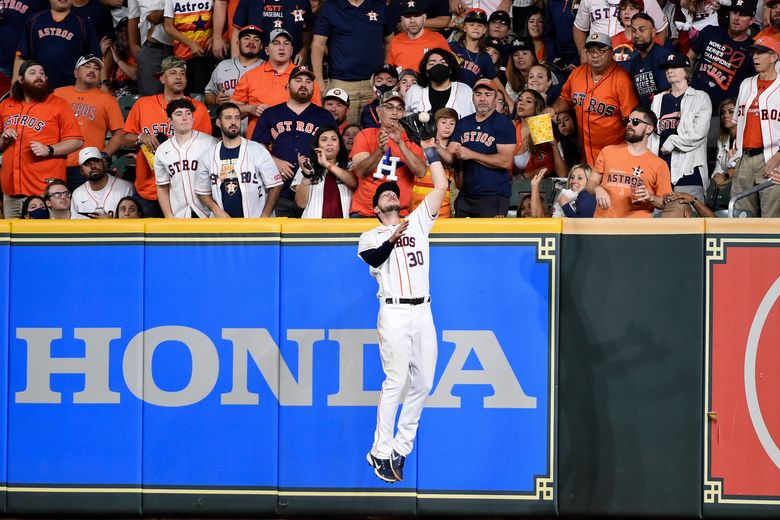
top-left (382, 104), bottom-right (405, 112)
top-left (627, 117), bottom-right (651, 127)
top-left (585, 46), bottom-right (610, 55)
top-left (48, 191), bottom-right (71, 200)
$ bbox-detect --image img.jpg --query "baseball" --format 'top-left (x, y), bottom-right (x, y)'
top-left (418, 112), bottom-right (430, 123)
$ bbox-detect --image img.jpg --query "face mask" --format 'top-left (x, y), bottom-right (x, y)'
top-left (375, 84), bottom-right (394, 97)
top-left (28, 207), bottom-right (49, 219)
top-left (427, 63), bottom-right (450, 83)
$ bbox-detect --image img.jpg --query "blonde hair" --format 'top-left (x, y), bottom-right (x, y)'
top-left (567, 164), bottom-right (592, 188)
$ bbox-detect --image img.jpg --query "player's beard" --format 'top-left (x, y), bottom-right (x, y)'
top-left (221, 125), bottom-right (240, 139)
top-left (86, 167), bottom-right (106, 182)
top-left (633, 39), bottom-right (652, 52)
top-left (772, 11), bottom-right (780, 30)
top-left (625, 127), bottom-right (643, 143)
top-left (240, 48), bottom-right (260, 60)
top-left (22, 79), bottom-right (50, 102)
top-left (382, 203), bottom-right (401, 214)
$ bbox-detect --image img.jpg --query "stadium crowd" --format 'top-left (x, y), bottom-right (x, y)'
top-left (1, 0), bottom-right (779, 219)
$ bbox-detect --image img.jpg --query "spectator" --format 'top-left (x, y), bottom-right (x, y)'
top-left (72, 0), bottom-right (116, 44)
top-left (398, 69), bottom-right (419, 98)
top-left (755, 0), bottom-right (779, 42)
top-left (388, 0), bottom-right (450, 72)
top-left (54, 55), bottom-right (126, 192)
top-left (350, 89), bottom-right (427, 217)
top-left (528, 169), bottom-right (551, 217)
top-left (128, 0), bottom-right (173, 96)
top-left (512, 89), bottom-right (567, 179)
top-left (21, 196), bottom-right (49, 219)
top-left (311, 0), bottom-right (394, 125)
top-left (230, 0), bottom-right (313, 64)
top-left (106, 18), bottom-right (139, 95)
top-left (292, 126), bottom-right (357, 218)
top-left (0, 61), bottom-right (83, 218)
top-left (405, 48), bottom-right (475, 117)
top-left (648, 52), bottom-right (711, 200)
top-left (554, 164), bottom-right (596, 217)
top-left (15, 0), bottom-right (102, 89)
top-left (360, 64), bottom-right (399, 130)
top-left (487, 10), bottom-right (513, 65)
top-left (505, 37), bottom-right (537, 101)
top-left (517, 193), bottom-right (532, 217)
top-left (154, 99), bottom-right (218, 218)
top-left (449, 8), bottom-right (497, 87)
top-left (411, 107), bottom-right (458, 217)
top-left (527, 63), bottom-right (560, 104)
top-left (587, 106), bottom-right (672, 217)
top-left (196, 103), bottom-right (283, 217)
top-left (204, 25), bottom-right (263, 109)
top-left (711, 98), bottom-right (737, 187)
top-left (420, 0), bottom-right (453, 31)
top-left (115, 195), bottom-right (145, 217)
top-left (660, 191), bottom-right (716, 217)
top-left (122, 55), bottom-right (212, 217)
top-left (548, 32), bottom-right (639, 165)
top-left (163, 0), bottom-right (216, 93)
top-left (485, 37), bottom-right (508, 85)
top-left (522, 6), bottom-right (545, 63)
top-left (323, 88), bottom-right (351, 133)
top-left (627, 13), bottom-right (673, 108)
top-left (43, 179), bottom-right (73, 219)
top-left (542, 0), bottom-right (579, 74)
top-left (612, 0), bottom-right (664, 63)
top-left (251, 65), bottom-right (337, 217)
top-left (448, 78), bottom-right (516, 217)
top-left (731, 37), bottom-right (780, 217)
top-left (232, 28), bottom-right (322, 139)
top-left (0, 0), bottom-right (48, 97)
top-left (342, 123), bottom-right (361, 154)
top-left (688, 0), bottom-right (756, 113)
top-left (556, 109), bottom-right (581, 167)
top-left (71, 146), bottom-right (134, 218)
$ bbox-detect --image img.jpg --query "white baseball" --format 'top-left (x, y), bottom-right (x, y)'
top-left (417, 112), bottom-right (430, 123)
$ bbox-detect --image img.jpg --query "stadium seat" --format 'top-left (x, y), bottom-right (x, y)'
top-left (119, 94), bottom-right (140, 119)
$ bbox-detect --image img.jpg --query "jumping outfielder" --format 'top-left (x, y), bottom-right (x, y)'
top-left (155, 99), bottom-right (218, 218)
top-left (358, 118), bottom-right (447, 484)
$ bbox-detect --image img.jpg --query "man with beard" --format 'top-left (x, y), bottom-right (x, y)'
top-left (122, 55), bottom-right (211, 217)
top-left (755, 0), bottom-right (780, 42)
top-left (587, 106), bottom-right (672, 217)
top-left (251, 65), bottom-right (336, 217)
top-left (154, 99), bottom-right (218, 218)
top-left (205, 25), bottom-right (264, 109)
top-left (71, 146), bottom-right (134, 218)
top-left (55, 55), bottom-right (126, 192)
top-left (627, 13), bottom-right (673, 109)
top-left (448, 78), bottom-right (516, 217)
top-left (387, 0), bottom-right (449, 73)
top-left (0, 60), bottom-right (83, 218)
top-left (196, 102), bottom-right (283, 217)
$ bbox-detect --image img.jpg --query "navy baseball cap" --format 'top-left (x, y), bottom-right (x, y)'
top-left (509, 37), bottom-right (534, 53)
top-left (485, 37), bottom-right (503, 51)
top-left (488, 10), bottom-right (511, 25)
top-left (659, 52), bottom-right (690, 69)
top-left (464, 8), bottom-right (488, 24)
top-left (400, 0), bottom-right (426, 15)
top-left (373, 181), bottom-right (401, 208)
top-left (289, 65), bottom-right (316, 81)
top-left (374, 63), bottom-right (400, 79)
top-left (727, 0), bottom-right (756, 15)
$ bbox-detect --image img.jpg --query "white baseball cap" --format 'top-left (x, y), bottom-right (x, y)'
top-left (324, 88), bottom-right (349, 105)
top-left (79, 146), bottom-right (103, 165)
top-left (75, 54), bottom-right (104, 71)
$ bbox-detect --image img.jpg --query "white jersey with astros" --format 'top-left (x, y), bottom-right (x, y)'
top-left (358, 198), bottom-right (438, 299)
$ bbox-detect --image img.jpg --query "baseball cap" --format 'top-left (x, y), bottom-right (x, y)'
top-left (238, 24), bottom-right (263, 39)
top-left (75, 54), bottom-right (104, 71)
top-left (464, 8), bottom-right (488, 24)
top-left (584, 32), bottom-right (612, 48)
top-left (18, 59), bottom-right (44, 77)
top-left (159, 55), bottom-right (187, 74)
top-left (115, 17), bottom-right (128, 30)
top-left (373, 63), bottom-right (400, 80)
top-left (324, 87), bottom-right (349, 105)
top-left (659, 52), bottom-right (691, 69)
top-left (289, 65), bottom-right (316, 81)
top-left (488, 10), bottom-right (511, 25)
top-left (509, 37), bottom-right (534, 53)
top-left (747, 37), bottom-right (780, 55)
top-left (267, 28), bottom-right (292, 44)
top-left (400, 0), bottom-right (426, 15)
top-left (473, 78), bottom-right (496, 91)
top-left (380, 89), bottom-right (405, 106)
top-left (728, 0), bottom-right (756, 15)
top-left (485, 37), bottom-right (503, 51)
top-left (398, 68), bottom-right (419, 82)
top-left (372, 181), bottom-right (400, 208)
top-left (78, 146), bottom-right (103, 165)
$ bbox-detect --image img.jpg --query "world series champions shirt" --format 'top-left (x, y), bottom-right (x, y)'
top-left (690, 25), bottom-right (755, 109)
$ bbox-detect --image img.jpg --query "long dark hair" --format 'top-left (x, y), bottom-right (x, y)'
top-left (307, 126), bottom-right (349, 182)
top-left (12, 60), bottom-right (52, 102)
top-left (417, 48), bottom-right (461, 88)
top-left (114, 196), bottom-right (145, 218)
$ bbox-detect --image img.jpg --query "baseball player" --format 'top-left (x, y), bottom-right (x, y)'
top-left (155, 99), bottom-right (218, 218)
top-left (196, 102), bottom-right (283, 217)
top-left (359, 124), bottom-right (448, 484)
top-left (71, 146), bottom-right (134, 218)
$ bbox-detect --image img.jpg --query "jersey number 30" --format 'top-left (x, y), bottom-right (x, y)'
top-left (407, 250), bottom-right (424, 267)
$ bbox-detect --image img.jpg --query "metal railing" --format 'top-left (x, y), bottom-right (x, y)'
top-left (728, 179), bottom-right (775, 218)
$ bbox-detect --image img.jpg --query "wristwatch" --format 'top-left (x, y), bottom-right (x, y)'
top-left (47, 145), bottom-right (54, 156)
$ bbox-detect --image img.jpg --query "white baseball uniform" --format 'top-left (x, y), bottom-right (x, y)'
top-left (155, 130), bottom-right (219, 218)
top-left (358, 197), bottom-right (439, 459)
top-left (71, 174), bottom-right (135, 218)
top-left (574, 0), bottom-right (668, 36)
top-left (204, 58), bottom-right (263, 135)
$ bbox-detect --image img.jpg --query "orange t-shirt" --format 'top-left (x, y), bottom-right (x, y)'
top-left (742, 79), bottom-right (772, 149)
top-left (411, 164), bottom-right (453, 217)
top-left (231, 61), bottom-right (322, 138)
top-left (0, 94), bottom-right (83, 197)
top-left (123, 94), bottom-right (212, 200)
top-left (593, 143), bottom-right (672, 218)
top-left (612, 32), bottom-right (665, 62)
top-left (349, 127), bottom-right (423, 216)
top-left (388, 30), bottom-right (450, 72)
top-left (754, 27), bottom-right (780, 43)
top-left (53, 86), bottom-right (125, 167)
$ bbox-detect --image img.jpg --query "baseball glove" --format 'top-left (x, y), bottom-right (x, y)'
top-left (399, 111), bottom-right (437, 144)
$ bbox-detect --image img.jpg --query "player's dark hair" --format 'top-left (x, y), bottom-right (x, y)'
top-left (306, 125), bottom-right (349, 182)
top-left (166, 98), bottom-right (196, 119)
top-left (630, 12), bottom-right (655, 25)
top-left (417, 48), bottom-right (460, 88)
top-left (114, 196), bottom-right (145, 218)
top-left (631, 105), bottom-right (657, 132)
top-left (216, 102), bottom-right (241, 119)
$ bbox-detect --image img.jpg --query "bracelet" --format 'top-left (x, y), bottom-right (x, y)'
top-left (423, 146), bottom-right (441, 165)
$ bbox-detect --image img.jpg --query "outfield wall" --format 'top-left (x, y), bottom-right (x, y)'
top-left (0, 219), bottom-right (778, 517)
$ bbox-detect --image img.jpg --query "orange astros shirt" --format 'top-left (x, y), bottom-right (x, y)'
top-left (0, 94), bottom-right (83, 197)
top-left (593, 143), bottom-right (672, 218)
top-left (388, 29), bottom-right (450, 72)
top-left (164, 0), bottom-right (214, 60)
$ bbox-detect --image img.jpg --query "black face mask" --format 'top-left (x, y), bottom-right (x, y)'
top-left (28, 207), bottom-right (49, 219)
top-left (427, 63), bottom-right (450, 83)
top-left (375, 84), bottom-right (394, 97)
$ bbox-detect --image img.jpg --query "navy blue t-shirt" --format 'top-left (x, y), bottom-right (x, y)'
top-left (0, 0), bottom-right (47, 74)
top-left (690, 25), bottom-right (755, 109)
top-left (72, 0), bottom-right (115, 42)
top-left (314, 0), bottom-right (393, 81)
top-left (627, 43), bottom-right (672, 109)
top-left (451, 110), bottom-right (516, 198)
top-left (542, 0), bottom-right (579, 69)
top-left (449, 40), bottom-right (496, 88)
top-left (360, 99), bottom-right (380, 129)
top-left (18, 10), bottom-right (101, 88)
top-left (657, 92), bottom-right (681, 171)
top-left (232, 0), bottom-right (312, 58)
top-left (219, 143), bottom-right (244, 217)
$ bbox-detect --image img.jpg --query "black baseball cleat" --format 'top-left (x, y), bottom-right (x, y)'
top-left (390, 450), bottom-right (405, 481)
top-left (366, 452), bottom-right (396, 483)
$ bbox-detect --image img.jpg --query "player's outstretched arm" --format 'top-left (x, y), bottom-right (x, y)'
top-left (422, 137), bottom-right (448, 214)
